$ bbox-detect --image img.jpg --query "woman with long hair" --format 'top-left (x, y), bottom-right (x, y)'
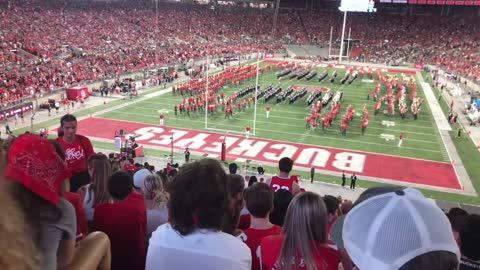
top-left (78, 153), bottom-right (112, 221)
top-left (142, 174), bottom-right (169, 238)
top-left (6, 134), bottom-right (111, 270)
top-left (261, 192), bottom-right (340, 270)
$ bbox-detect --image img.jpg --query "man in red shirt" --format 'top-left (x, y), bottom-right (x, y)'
top-left (266, 157), bottom-right (301, 195)
top-left (239, 183), bottom-right (282, 270)
top-left (398, 132), bottom-right (404, 147)
top-left (57, 114), bottom-right (95, 192)
top-left (93, 171), bottom-right (147, 270)
top-left (323, 195), bottom-right (340, 239)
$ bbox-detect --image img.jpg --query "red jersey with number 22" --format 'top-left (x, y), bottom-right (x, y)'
top-left (270, 176), bottom-right (298, 193)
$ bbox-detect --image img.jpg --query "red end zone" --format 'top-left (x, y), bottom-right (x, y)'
top-left (78, 117), bottom-right (461, 190)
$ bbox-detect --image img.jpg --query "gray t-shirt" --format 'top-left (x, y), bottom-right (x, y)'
top-left (40, 197), bottom-right (76, 270)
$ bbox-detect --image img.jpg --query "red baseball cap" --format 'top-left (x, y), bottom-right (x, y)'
top-left (6, 134), bottom-right (72, 205)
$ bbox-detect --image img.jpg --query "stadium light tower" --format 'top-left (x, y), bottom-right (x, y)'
top-left (338, 0), bottom-right (376, 62)
top-left (272, 0), bottom-right (281, 36)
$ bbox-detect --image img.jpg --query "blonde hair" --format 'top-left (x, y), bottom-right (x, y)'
top-left (110, 159), bottom-right (120, 173)
top-left (277, 192), bottom-right (328, 270)
top-left (0, 143), bottom-right (41, 270)
top-left (143, 174), bottom-right (167, 207)
top-left (87, 154), bottom-right (112, 206)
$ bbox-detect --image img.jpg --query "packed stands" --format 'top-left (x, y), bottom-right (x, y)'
top-left (1, 1), bottom-right (478, 108)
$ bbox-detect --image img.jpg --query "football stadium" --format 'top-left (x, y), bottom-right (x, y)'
top-left (1, 0), bottom-right (480, 269)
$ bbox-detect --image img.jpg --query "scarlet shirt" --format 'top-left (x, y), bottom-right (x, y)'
top-left (93, 193), bottom-right (147, 270)
top-left (64, 191), bottom-right (88, 241)
top-left (261, 235), bottom-right (340, 270)
top-left (57, 135), bottom-right (94, 174)
top-left (240, 225), bottom-right (282, 270)
top-left (270, 176), bottom-right (298, 193)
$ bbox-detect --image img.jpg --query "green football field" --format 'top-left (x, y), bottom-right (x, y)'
top-left (98, 66), bottom-right (448, 162)
top-left (10, 63), bottom-right (480, 204)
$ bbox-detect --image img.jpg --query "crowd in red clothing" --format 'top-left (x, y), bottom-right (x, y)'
top-left (0, 0), bottom-right (478, 109)
top-left (347, 13), bottom-right (479, 82)
top-left (0, 118), bottom-right (479, 270)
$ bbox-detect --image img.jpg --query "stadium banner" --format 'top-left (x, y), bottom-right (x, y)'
top-left (0, 102), bottom-right (34, 120)
top-left (265, 53), bottom-right (275, 59)
top-left (414, 64), bottom-right (424, 69)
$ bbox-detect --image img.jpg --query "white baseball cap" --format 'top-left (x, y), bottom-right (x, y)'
top-left (133, 168), bottom-right (152, 190)
top-left (332, 187), bottom-right (460, 270)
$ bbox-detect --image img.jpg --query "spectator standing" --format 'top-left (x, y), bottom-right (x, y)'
top-left (93, 171), bottom-right (147, 270)
top-left (266, 157), bottom-right (301, 195)
top-left (239, 182), bottom-right (282, 270)
top-left (146, 159), bottom-right (251, 270)
top-left (57, 114), bottom-right (95, 192)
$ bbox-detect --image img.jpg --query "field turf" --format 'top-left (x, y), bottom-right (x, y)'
top-left (99, 66), bottom-right (449, 163)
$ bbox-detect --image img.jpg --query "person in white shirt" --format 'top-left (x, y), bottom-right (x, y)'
top-left (146, 159), bottom-right (251, 270)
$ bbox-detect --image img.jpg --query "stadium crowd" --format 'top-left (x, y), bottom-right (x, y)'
top-left (0, 0), bottom-right (478, 109)
top-left (0, 113), bottom-right (478, 270)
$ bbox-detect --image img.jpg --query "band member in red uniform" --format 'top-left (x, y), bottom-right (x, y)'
top-left (159, 113), bottom-right (165, 126)
top-left (57, 114), bottom-right (95, 192)
top-left (266, 106), bottom-right (271, 119)
top-left (225, 106), bottom-right (231, 119)
top-left (361, 119), bottom-right (368, 135)
top-left (306, 116), bottom-right (312, 129)
top-left (265, 157), bottom-right (300, 195)
top-left (398, 132), bottom-right (404, 147)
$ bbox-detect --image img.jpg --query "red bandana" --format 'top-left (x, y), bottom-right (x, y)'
top-left (6, 134), bottom-right (72, 205)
